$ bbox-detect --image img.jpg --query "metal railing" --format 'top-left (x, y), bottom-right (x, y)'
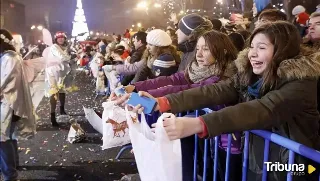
top-left (116, 108), bottom-right (320, 181)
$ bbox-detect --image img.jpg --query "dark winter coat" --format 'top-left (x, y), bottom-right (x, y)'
top-left (165, 48), bottom-right (320, 181)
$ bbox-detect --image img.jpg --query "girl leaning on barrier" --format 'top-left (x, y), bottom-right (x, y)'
top-left (116, 21), bottom-right (320, 181)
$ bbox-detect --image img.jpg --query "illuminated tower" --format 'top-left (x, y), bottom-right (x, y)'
top-left (71, 0), bottom-right (89, 41)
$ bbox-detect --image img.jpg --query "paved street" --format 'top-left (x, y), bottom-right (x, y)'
top-left (15, 71), bottom-right (137, 181)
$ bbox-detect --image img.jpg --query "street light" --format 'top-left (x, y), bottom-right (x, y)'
top-left (130, 28), bottom-right (133, 31)
top-left (132, 25), bottom-right (135, 27)
top-left (96, 32), bottom-right (100, 36)
top-left (154, 3), bottom-right (161, 8)
top-left (137, 23), bottom-right (142, 27)
top-left (137, 1), bottom-right (147, 9)
top-left (31, 25), bottom-right (35, 30)
top-left (90, 31), bottom-right (94, 35)
top-left (37, 25), bottom-right (43, 30)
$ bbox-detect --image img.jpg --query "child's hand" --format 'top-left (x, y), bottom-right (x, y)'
top-left (125, 85), bottom-right (135, 93)
top-left (152, 114), bottom-right (203, 140)
top-left (131, 91), bottom-right (159, 114)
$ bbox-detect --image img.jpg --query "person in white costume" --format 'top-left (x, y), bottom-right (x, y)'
top-left (0, 29), bottom-right (36, 181)
top-left (45, 31), bottom-right (72, 127)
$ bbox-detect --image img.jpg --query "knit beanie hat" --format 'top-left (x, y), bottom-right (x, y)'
top-left (178, 14), bottom-right (205, 36)
top-left (292, 5), bottom-right (306, 16)
top-left (147, 29), bottom-right (172, 47)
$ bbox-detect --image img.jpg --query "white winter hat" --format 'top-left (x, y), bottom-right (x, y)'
top-left (147, 29), bottom-right (172, 47)
top-left (292, 5), bottom-right (306, 15)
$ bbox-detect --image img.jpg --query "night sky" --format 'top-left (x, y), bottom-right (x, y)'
top-left (15, 0), bottom-right (145, 34)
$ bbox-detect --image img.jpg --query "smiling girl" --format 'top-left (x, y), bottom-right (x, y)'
top-left (122, 30), bottom-right (237, 98)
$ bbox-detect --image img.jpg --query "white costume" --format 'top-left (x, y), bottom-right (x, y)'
top-left (90, 52), bottom-right (103, 78)
top-left (44, 44), bottom-right (72, 97)
top-left (1, 51), bottom-right (36, 141)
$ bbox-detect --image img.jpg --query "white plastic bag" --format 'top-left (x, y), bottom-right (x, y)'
top-left (83, 107), bottom-right (103, 134)
top-left (125, 107), bottom-right (182, 181)
top-left (67, 122), bottom-right (86, 144)
top-left (101, 102), bottom-right (131, 150)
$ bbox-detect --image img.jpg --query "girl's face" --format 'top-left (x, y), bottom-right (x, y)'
top-left (147, 43), bottom-right (157, 55)
top-left (248, 33), bottom-right (274, 75)
top-left (196, 36), bottom-right (215, 67)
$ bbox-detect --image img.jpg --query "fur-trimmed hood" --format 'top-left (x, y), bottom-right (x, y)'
top-left (234, 47), bottom-right (320, 85)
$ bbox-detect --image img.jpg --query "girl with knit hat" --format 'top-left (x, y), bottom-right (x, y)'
top-left (146, 29), bottom-right (178, 77)
top-left (107, 29), bottom-right (180, 84)
top-left (176, 13), bottom-right (213, 71)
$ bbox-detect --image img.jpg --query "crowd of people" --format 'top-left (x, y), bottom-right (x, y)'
top-left (1, 3), bottom-right (320, 181)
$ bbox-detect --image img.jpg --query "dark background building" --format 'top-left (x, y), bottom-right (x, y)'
top-left (0, 0), bottom-right (26, 36)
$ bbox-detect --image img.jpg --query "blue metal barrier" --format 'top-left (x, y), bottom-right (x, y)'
top-left (199, 108), bottom-right (320, 181)
top-left (117, 108), bottom-right (320, 181)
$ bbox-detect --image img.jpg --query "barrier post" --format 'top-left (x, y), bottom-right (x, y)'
top-left (242, 131), bottom-right (249, 181)
top-left (262, 139), bottom-right (270, 181)
top-left (203, 139), bottom-right (208, 181)
top-left (287, 150), bottom-right (295, 181)
top-left (213, 136), bottom-right (219, 181)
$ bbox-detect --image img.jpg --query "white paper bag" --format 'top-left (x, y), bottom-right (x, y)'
top-left (101, 102), bottom-right (131, 150)
top-left (83, 107), bottom-right (103, 134)
top-left (125, 107), bottom-right (182, 181)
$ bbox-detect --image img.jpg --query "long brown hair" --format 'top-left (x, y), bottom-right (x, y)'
top-left (245, 21), bottom-right (301, 93)
top-left (201, 30), bottom-right (238, 78)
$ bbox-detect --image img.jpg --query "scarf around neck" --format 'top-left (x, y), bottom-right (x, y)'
top-left (247, 78), bottom-right (263, 99)
top-left (186, 60), bottom-right (220, 83)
